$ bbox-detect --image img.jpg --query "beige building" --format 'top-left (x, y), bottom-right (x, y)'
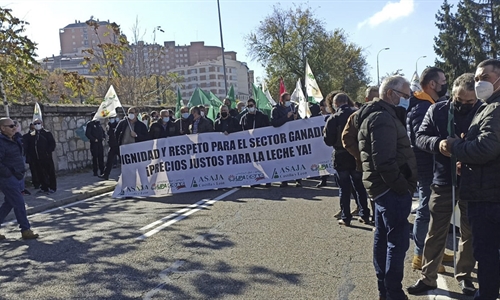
top-left (59, 19), bottom-right (115, 56)
top-left (169, 56), bottom-right (253, 101)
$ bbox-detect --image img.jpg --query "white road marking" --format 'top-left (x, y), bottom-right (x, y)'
top-left (427, 274), bottom-right (451, 299)
top-left (137, 188), bottom-right (239, 240)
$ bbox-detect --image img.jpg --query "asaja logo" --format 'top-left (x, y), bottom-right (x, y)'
top-left (119, 184), bottom-right (150, 195)
top-left (191, 174), bottom-right (224, 188)
top-left (272, 164), bottom-right (307, 179)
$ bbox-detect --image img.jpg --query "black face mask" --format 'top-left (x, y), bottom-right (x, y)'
top-left (437, 83), bottom-right (448, 98)
top-left (454, 101), bottom-right (474, 115)
top-left (221, 112), bottom-right (228, 118)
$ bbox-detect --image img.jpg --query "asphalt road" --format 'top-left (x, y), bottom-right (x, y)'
top-left (0, 179), bottom-right (478, 300)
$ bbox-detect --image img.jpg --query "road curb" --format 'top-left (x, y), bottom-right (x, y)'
top-left (26, 185), bottom-right (116, 216)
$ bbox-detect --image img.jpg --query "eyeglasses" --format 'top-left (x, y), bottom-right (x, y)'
top-left (393, 89), bottom-right (410, 100)
top-left (3, 124), bottom-right (16, 128)
top-left (247, 105), bottom-right (255, 108)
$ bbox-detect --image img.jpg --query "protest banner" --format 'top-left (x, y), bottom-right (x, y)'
top-left (112, 116), bottom-right (335, 197)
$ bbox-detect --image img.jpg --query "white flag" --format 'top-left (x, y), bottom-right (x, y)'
top-left (94, 85), bottom-right (122, 120)
top-left (33, 102), bottom-right (42, 122)
top-left (262, 81), bottom-right (277, 106)
top-left (291, 79), bottom-right (311, 119)
top-left (410, 71), bottom-right (422, 93)
top-left (305, 61), bottom-right (323, 104)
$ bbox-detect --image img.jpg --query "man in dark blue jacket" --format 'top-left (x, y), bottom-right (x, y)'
top-left (115, 107), bottom-right (149, 146)
top-left (324, 93), bottom-right (370, 226)
top-left (408, 73), bottom-right (480, 296)
top-left (406, 67), bottom-right (452, 270)
top-left (0, 118), bottom-right (39, 240)
top-left (271, 92), bottom-right (302, 187)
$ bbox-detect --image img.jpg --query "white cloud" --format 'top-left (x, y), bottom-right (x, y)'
top-left (358, 0), bottom-right (414, 29)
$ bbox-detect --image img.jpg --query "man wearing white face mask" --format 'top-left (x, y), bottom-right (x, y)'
top-left (240, 98), bottom-right (270, 131)
top-left (114, 107), bottom-right (149, 147)
top-left (440, 59), bottom-right (500, 300)
top-left (271, 92), bottom-right (302, 187)
top-left (149, 109), bottom-right (175, 139)
top-left (406, 67), bottom-right (453, 271)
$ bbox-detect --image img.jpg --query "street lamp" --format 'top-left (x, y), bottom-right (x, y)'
top-left (415, 55), bottom-right (427, 74)
top-left (377, 47), bottom-right (390, 86)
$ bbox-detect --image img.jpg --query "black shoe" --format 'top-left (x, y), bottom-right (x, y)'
top-left (279, 182), bottom-right (288, 188)
top-left (316, 181), bottom-right (327, 187)
top-left (338, 219), bottom-right (350, 226)
top-left (359, 217), bottom-right (372, 225)
top-left (21, 189), bottom-right (31, 196)
top-left (407, 279), bottom-right (437, 295)
top-left (98, 174), bottom-right (109, 180)
top-left (265, 183), bottom-right (271, 187)
top-left (458, 279), bottom-right (476, 296)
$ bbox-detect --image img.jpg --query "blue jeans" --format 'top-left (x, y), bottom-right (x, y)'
top-left (336, 170), bottom-right (370, 221)
top-left (413, 177), bottom-right (432, 255)
top-left (467, 201), bottom-right (500, 300)
top-left (0, 176), bottom-right (31, 231)
top-left (373, 189), bottom-right (411, 300)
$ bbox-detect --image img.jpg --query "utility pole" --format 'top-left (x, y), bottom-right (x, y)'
top-left (217, 0), bottom-right (228, 96)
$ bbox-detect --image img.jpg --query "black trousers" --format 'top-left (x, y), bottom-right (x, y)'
top-left (102, 146), bottom-right (118, 177)
top-left (90, 142), bottom-right (104, 175)
top-left (28, 161), bottom-right (40, 188)
top-left (34, 157), bottom-right (57, 191)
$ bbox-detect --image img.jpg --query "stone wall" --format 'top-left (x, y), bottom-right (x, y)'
top-left (0, 103), bottom-right (165, 174)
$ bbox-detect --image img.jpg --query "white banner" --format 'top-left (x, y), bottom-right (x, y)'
top-left (113, 117), bottom-right (335, 197)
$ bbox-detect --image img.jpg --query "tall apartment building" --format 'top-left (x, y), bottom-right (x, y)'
top-left (59, 18), bottom-right (115, 56)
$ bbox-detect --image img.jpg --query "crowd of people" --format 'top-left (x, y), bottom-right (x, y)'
top-left (1, 57), bottom-right (500, 300)
top-left (321, 59), bottom-right (500, 300)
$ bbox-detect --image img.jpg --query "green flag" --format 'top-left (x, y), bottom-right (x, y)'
top-left (206, 90), bottom-right (223, 122)
top-left (252, 83), bottom-right (273, 118)
top-left (226, 85), bottom-right (236, 109)
top-left (175, 86), bottom-right (182, 119)
top-left (448, 101), bottom-right (457, 187)
top-left (187, 87), bottom-right (211, 107)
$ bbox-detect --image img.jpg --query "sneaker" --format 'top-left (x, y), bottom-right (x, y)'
top-left (351, 207), bottom-right (360, 216)
top-left (98, 174), bottom-right (109, 180)
top-left (21, 189), bottom-right (31, 196)
top-left (295, 182), bottom-right (302, 187)
top-left (442, 252), bottom-right (454, 262)
top-left (458, 279), bottom-right (476, 296)
top-left (0, 233), bottom-right (5, 240)
top-left (316, 181), bottom-right (327, 187)
top-left (21, 229), bottom-right (39, 240)
top-left (334, 210), bottom-right (342, 219)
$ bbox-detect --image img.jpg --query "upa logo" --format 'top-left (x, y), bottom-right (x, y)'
top-left (228, 172), bottom-right (265, 182)
top-left (151, 180), bottom-right (186, 191)
top-left (310, 164), bottom-right (319, 171)
top-left (191, 174), bottom-right (225, 188)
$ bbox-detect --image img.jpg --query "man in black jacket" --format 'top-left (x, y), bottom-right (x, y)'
top-left (189, 106), bottom-right (213, 134)
top-left (99, 116), bottom-right (120, 181)
top-left (174, 106), bottom-right (191, 135)
top-left (356, 76), bottom-right (417, 300)
top-left (149, 109), bottom-right (176, 139)
top-left (22, 123), bottom-right (39, 189)
top-left (271, 92), bottom-right (302, 187)
top-left (441, 59), bottom-right (500, 300)
top-left (0, 118), bottom-right (39, 240)
top-left (85, 118), bottom-right (105, 176)
top-left (214, 105), bottom-right (240, 134)
top-left (407, 73), bottom-right (479, 295)
top-left (324, 93), bottom-right (370, 226)
top-left (115, 107), bottom-right (149, 146)
top-left (240, 98), bottom-right (270, 130)
top-left (26, 118), bottom-right (57, 193)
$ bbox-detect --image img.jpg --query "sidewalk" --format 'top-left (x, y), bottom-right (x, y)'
top-left (4, 168), bottom-right (121, 222)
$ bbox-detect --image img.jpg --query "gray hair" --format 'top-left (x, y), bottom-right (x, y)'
top-left (365, 86), bottom-right (379, 98)
top-left (379, 76), bottom-right (409, 100)
top-left (451, 73), bottom-right (475, 97)
top-left (0, 117), bottom-right (12, 126)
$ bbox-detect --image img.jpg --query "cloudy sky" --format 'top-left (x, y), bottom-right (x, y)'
top-left (1, 0), bottom-right (460, 87)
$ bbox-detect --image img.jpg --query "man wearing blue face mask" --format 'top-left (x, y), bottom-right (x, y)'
top-left (440, 59), bottom-right (500, 300)
top-left (406, 67), bottom-right (453, 271)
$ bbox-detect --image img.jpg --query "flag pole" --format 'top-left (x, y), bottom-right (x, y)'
top-left (448, 101), bottom-right (458, 277)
